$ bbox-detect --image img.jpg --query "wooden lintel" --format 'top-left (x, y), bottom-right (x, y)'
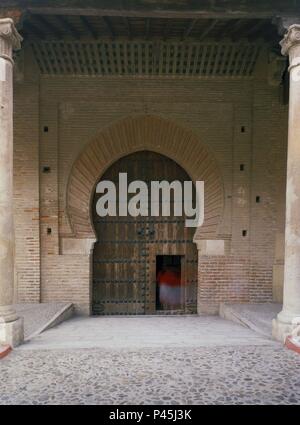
top-left (27, 7), bottom-right (279, 20)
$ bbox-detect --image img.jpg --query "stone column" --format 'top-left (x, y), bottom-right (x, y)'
top-left (0, 18), bottom-right (23, 347)
top-left (273, 24), bottom-right (300, 342)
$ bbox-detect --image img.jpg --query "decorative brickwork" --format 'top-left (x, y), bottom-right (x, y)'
top-left (67, 114), bottom-right (224, 240)
top-left (13, 50), bottom-right (288, 313)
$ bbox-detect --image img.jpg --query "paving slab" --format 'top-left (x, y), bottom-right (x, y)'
top-left (1, 316), bottom-right (299, 405)
top-left (220, 303), bottom-right (282, 338)
top-left (17, 315), bottom-right (277, 351)
top-left (14, 303), bottom-right (73, 340)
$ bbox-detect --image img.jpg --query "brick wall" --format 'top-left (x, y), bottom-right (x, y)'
top-left (13, 47), bottom-right (288, 313)
top-left (198, 256), bottom-right (250, 314)
top-left (13, 46), bottom-right (40, 303)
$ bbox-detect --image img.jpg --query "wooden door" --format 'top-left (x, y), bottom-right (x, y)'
top-left (92, 151), bottom-right (197, 315)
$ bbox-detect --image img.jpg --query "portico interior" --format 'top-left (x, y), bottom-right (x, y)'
top-left (0, 0), bottom-right (300, 345)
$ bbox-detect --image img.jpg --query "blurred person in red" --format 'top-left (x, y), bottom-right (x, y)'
top-left (157, 265), bottom-right (182, 310)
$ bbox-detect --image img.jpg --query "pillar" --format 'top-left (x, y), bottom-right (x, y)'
top-left (0, 18), bottom-right (23, 347)
top-left (273, 24), bottom-right (300, 342)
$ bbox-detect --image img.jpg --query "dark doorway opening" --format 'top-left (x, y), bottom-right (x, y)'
top-left (156, 255), bottom-right (182, 311)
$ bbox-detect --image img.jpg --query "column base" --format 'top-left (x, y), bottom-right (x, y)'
top-left (272, 311), bottom-right (300, 343)
top-left (0, 317), bottom-right (24, 347)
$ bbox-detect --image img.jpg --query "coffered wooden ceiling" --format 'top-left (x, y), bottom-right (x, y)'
top-left (20, 13), bottom-right (280, 46)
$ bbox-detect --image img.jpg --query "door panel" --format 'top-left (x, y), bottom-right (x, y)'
top-left (92, 151), bottom-right (198, 315)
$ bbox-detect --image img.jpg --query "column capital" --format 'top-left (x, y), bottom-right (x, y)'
top-left (0, 18), bottom-right (22, 62)
top-left (280, 24), bottom-right (300, 56)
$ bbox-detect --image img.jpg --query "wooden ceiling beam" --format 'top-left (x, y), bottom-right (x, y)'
top-left (182, 19), bottom-right (198, 39)
top-left (80, 15), bottom-right (98, 39)
top-left (217, 19), bottom-right (236, 39)
top-left (55, 15), bottom-right (80, 39)
top-left (228, 19), bottom-right (247, 37)
top-left (23, 21), bottom-right (46, 39)
top-left (123, 17), bottom-right (132, 38)
top-left (145, 18), bottom-right (151, 40)
top-left (33, 14), bottom-right (62, 38)
top-left (163, 19), bottom-right (171, 41)
top-left (217, 18), bottom-right (267, 41)
top-left (198, 19), bottom-right (218, 41)
top-left (27, 7), bottom-right (278, 20)
top-left (242, 19), bottom-right (268, 37)
top-left (102, 16), bottom-right (115, 38)
top-left (254, 23), bottom-right (279, 42)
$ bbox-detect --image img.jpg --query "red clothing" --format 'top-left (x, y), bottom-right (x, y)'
top-left (157, 270), bottom-right (181, 287)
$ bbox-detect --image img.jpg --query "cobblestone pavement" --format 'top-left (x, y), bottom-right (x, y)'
top-left (1, 316), bottom-right (300, 405)
top-left (1, 344), bottom-right (300, 404)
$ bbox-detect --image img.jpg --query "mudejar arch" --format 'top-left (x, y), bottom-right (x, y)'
top-left (66, 114), bottom-right (224, 314)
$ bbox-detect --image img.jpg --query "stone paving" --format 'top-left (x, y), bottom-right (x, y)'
top-left (0, 316), bottom-right (300, 405)
top-left (14, 303), bottom-right (73, 340)
top-left (16, 316), bottom-right (277, 350)
top-left (220, 303), bottom-right (282, 337)
top-left (1, 345), bottom-right (300, 405)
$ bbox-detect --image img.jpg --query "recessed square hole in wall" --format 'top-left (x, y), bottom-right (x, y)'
top-left (242, 230), bottom-right (247, 237)
top-left (240, 164), bottom-right (245, 171)
top-left (43, 126), bottom-right (49, 133)
top-left (42, 166), bottom-right (51, 173)
top-left (47, 228), bottom-right (52, 235)
top-left (256, 196), bottom-right (261, 203)
top-left (241, 126), bottom-right (246, 133)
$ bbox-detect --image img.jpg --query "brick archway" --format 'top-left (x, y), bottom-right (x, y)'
top-left (67, 114), bottom-right (224, 240)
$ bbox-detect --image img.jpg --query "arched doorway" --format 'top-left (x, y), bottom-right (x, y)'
top-left (92, 151), bottom-right (198, 315)
top-left (67, 115), bottom-right (224, 240)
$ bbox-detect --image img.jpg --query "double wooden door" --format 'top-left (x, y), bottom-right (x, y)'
top-left (92, 151), bottom-right (197, 315)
